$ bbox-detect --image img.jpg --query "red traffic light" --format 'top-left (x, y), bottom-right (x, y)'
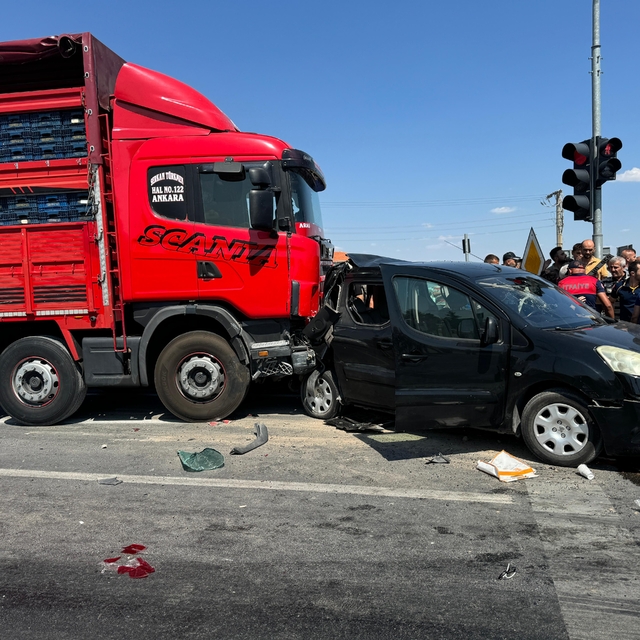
top-left (562, 141), bottom-right (591, 165)
top-left (600, 137), bottom-right (622, 157)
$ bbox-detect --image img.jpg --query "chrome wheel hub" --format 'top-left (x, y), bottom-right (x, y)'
top-left (532, 402), bottom-right (589, 456)
top-left (14, 359), bottom-right (59, 405)
top-left (177, 354), bottom-right (224, 401)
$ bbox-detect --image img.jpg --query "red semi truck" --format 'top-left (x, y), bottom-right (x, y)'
top-left (0, 33), bottom-right (333, 425)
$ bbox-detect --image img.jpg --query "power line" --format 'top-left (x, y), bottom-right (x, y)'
top-left (325, 211), bottom-right (553, 232)
top-left (321, 194), bottom-right (547, 208)
top-left (332, 223), bottom-right (556, 244)
top-left (328, 215), bottom-right (554, 236)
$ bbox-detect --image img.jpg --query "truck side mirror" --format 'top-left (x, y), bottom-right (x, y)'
top-left (249, 167), bottom-right (272, 187)
top-left (481, 316), bottom-right (499, 346)
top-left (249, 190), bottom-right (274, 231)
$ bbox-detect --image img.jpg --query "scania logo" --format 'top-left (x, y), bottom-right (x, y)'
top-left (137, 225), bottom-right (277, 268)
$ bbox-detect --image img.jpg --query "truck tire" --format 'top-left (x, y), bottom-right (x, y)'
top-left (154, 331), bottom-right (250, 422)
top-left (301, 369), bottom-right (341, 420)
top-left (521, 389), bottom-right (602, 467)
top-left (0, 337), bottom-right (86, 426)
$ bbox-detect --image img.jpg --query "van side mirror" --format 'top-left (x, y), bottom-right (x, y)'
top-left (481, 316), bottom-right (499, 346)
top-left (249, 190), bottom-right (274, 231)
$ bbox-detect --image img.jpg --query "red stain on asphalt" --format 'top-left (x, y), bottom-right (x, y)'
top-left (121, 544), bottom-right (146, 554)
top-left (102, 545), bottom-right (155, 579)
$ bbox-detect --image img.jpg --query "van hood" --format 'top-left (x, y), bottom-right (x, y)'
top-left (537, 321), bottom-right (640, 352)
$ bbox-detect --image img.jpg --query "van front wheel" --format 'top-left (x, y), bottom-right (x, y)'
top-left (521, 390), bottom-right (602, 467)
top-left (301, 370), bottom-right (340, 420)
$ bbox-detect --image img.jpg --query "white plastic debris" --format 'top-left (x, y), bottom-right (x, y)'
top-left (577, 464), bottom-right (595, 480)
top-left (477, 450), bottom-right (537, 482)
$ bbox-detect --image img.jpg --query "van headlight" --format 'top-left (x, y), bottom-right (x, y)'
top-left (596, 345), bottom-right (640, 376)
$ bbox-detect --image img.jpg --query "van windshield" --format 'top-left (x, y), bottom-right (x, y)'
top-left (476, 274), bottom-right (604, 329)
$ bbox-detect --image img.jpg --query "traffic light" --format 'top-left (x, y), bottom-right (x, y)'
top-left (561, 140), bottom-right (592, 221)
top-left (595, 137), bottom-right (622, 186)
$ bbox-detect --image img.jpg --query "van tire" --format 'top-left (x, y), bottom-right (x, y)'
top-left (0, 337), bottom-right (86, 426)
top-left (154, 331), bottom-right (249, 422)
top-left (521, 389), bottom-right (602, 467)
top-left (301, 369), bottom-right (341, 420)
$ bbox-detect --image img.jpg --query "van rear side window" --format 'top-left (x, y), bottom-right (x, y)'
top-left (393, 276), bottom-right (492, 340)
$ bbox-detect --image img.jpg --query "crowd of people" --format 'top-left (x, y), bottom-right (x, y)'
top-left (483, 241), bottom-right (639, 322)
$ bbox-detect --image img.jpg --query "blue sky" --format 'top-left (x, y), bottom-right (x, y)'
top-left (3, 1), bottom-right (639, 262)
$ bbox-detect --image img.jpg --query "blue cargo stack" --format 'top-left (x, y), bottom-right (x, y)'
top-left (0, 109), bottom-right (87, 163)
top-left (0, 191), bottom-right (90, 225)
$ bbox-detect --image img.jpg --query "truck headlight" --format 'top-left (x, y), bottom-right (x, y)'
top-left (596, 345), bottom-right (640, 376)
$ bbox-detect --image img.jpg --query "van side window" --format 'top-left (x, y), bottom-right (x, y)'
top-left (147, 165), bottom-right (187, 220)
top-left (347, 283), bottom-right (389, 325)
top-left (199, 171), bottom-right (252, 229)
top-left (393, 276), bottom-right (490, 340)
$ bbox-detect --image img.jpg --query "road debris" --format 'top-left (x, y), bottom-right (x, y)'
top-left (477, 451), bottom-right (537, 482)
top-left (426, 453), bottom-right (451, 464)
top-left (98, 477), bottom-right (123, 486)
top-left (577, 464), bottom-right (595, 480)
top-left (101, 444), bottom-right (107, 449)
top-left (325, 417), bottom-right (386, 433)
top-left (230, 422), bottom-right (269, 455)
top-left (177, 447), bottom-right (225, 472)
top-left (498, 563), bottom-right (517, 580)
top-left (101, 544), bottom-right (154, 579)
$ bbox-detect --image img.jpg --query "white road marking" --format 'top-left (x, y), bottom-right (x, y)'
top-left (0, 468), bottom-right (513, 504)
top-left (528, 481), bottom-right (640, 640)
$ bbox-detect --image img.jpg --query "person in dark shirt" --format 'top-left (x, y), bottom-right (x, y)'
top-left (612, 259), bottom-right (640, 322)
top-left (559, 260), bottom-right (614, 318)
top-left (541, 246), bottom-right (568, 285)
top-left (502, 252), bottom-right (520, 267)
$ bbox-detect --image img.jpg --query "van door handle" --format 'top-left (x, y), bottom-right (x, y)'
top-left (197, 261), bottom-right (222, 279)
top-left (401, 353), bottom-right (428, 362)
top-left (375, 337), bottom-right (393, 350)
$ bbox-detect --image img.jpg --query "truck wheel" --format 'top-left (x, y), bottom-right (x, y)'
top-left (521, 389), bottom-right (602, 467)
top-left (0, 337), bottom-right (86, 426)
top-left (154, 331), bottom-right (249, 422)
top-left (301, 370), bottom-right (341, 420)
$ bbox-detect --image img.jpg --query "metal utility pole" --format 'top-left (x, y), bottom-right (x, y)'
top-left (591, 0), bottom-right (603, 257)
top-left (463, 234), bottom-right (470, 262)
top-left (546, 190), bottom-right (564, 247)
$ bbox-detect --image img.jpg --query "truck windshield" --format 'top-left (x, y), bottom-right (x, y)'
top-left (289, 171), bottom-right (324, 229)
top-left (476, 274), bottom-right (604, 330)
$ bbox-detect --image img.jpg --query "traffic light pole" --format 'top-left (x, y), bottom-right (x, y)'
top-left (591, 0), bottom-right (603, 257)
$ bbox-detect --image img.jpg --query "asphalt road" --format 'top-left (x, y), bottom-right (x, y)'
top-left (1, 385), bottom-right (640, 639)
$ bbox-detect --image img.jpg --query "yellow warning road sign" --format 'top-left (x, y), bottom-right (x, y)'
top-left (522, 228), bottom-right (545, 275)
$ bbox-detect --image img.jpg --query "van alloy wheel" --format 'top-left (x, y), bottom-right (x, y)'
top-left (521, 389), bottom-right (602, 467)
top-left (301, 370), bottom-right (340, 420)
top-left (531, 402), bottom-right (589, 456)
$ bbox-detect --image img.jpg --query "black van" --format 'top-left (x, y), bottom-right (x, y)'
top-left (301, 255), bottom-right (640, 467)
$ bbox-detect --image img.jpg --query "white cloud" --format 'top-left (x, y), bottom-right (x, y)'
top-left (491, 206), bottom-right (516, 214)
top-left (422, 222), bottom-right (434, 229)
top-left (617, 167), bottom-right (640, 182)
top-left (370, 242), bottom-right (377, 247)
